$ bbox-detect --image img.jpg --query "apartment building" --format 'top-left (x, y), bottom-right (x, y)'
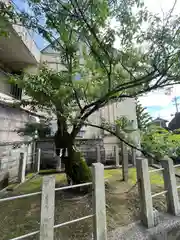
top-left (0, 0), bottom-right (42, 185)
top-left (0, 3), bottom-right (41, 142)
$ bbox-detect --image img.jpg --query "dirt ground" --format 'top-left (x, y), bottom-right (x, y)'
top-left (0, 168), bottom-right (174, 240)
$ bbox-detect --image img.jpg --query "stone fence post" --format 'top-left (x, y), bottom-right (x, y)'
top-left (131, 147), bottom-right (136, 166)
top-left (32, 140), bottom-right (37, 171)
top-left (136, 157), bottom-right (154, 228)
top-left (34, 148), bottom-right (41, 173)
top-left (115, 146), bottom-right (120, 167)
top-left (161, 156), bottom-right (180, 215)
top-left (96, 146), bottom-right (101, 163)
top-left (18, 152), bottom-right (26, 183)
top-left (40, 175), bottom-right (55, 240)
top-left (92, 163), bottom-right (107, 240)
top-left (121, 141), bottom-right (128, 181)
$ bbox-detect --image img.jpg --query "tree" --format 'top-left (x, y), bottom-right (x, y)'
top-left (18, 121), bottom-right (51, 138)
top-left (6, 0), bottom-right (180, 183)
top-left (136, 99), bottom-right (152, 130)
top-left (141, 125), bottom-right (180, 161)
top-left (0, 1), bottom-right (15, 37)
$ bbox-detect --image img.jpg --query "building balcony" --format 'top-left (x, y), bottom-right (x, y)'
top-left (0, 20), bottom-right (40, 71)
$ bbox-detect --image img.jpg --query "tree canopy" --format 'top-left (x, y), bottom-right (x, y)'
top-left (141, 125), bottom-right (180, 160)
top-left (7, 0), bottom-right (180, 138)
top-left (2, 0), bottom-right (180, 182)
top-left (136, 99), bottom-right (152, 130)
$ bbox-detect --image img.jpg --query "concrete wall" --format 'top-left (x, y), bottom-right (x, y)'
top-left (37, 138), bottom-right (106, 167)
top-left (36, 137), bottom-right (134, 168)
top-left (0, 142), bottom-right (33, 187)
top-left (13, 24), bottom-right (40, 63)
top-left (82, 99), bottom-right (140, 151)
top-left (0, 103), bottom-right (34, 142)
top-left (0, 70), bottom-right (11, 98)
top-left (40, 53), bottom-right (67, 72)
top-left (0, 102), bottom-right (36, 187)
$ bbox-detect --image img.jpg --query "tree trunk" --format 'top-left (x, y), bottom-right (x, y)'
top-left (54, 117), bottom-right (91, 184)
top-left (64, 144), bottom-right (92, 184)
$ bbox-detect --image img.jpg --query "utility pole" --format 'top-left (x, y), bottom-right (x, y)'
top-left (173, 96), bottom-right (179, 113)
top-left (165, 87), bottom-right (179, 115)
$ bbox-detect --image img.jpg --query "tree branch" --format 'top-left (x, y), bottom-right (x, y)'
top-left (85, 122), bottom-right (156, 160)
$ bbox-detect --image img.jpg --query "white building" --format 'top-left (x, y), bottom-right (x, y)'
top-left (0, 0), bottom-right (43, 183)
top-left (0, 12), bottom-right (41, 142)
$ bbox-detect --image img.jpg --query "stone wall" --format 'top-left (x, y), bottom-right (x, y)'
top-left (0, 102), bottom-right (35, 142)
top-left (36, 138), bottom-right (106, 168)
top-left (0, 102), bottom-right (36, 189)
top-left (0, 141), bottom-right (33, 189)
top-left (76, 138), bottom-right (106, 165)
top-left (36, 137), bottom-right (133, 168)
top-left (36, 138), bottom-right (56, 169)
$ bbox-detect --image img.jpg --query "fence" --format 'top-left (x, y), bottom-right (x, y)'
top-left (0, 138), bottom-right (136, 189)
top-left (40, 142), bottom-right (135, 167)
top-left (0, 141), bottom-right (34, 187)
top-left (0, 144), bottom-right (41, 191)
top-left (37, 137), bottom-right (136, 167)
top-left (0, 163), bottom-right (107, 240)
top-left (17, 148), bottom-right (41, 183)
top-left (136, 156), bottom-right (180, 228)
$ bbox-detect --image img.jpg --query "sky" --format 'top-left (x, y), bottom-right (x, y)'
top-left (138, 0), bottom-right (180, 123)
top-left (12, 0), bottom-right (180, 123)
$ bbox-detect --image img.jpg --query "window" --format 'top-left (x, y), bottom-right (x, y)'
top-left (10, 71), bottom-right (23, 100)
top-left (10, 84), bottom-right (22, 100)
top-left (77, 130), bottom-right (85, 138)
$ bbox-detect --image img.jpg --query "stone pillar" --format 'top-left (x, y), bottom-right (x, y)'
top-left (115, 146), bottom-right (120, 167)
top-left (161, 156), bottom-right (180, 215)
top-left (40, 175), bottom-right (55, 240)
top-left (35, 148), bottom-right (41, 173)
top-left (18, 152), bottom-right (26, 183)
top-left (92, 163), bottom-right (107, 240)
top-left (96, 146), bottom-right (101, 163)
top-left (121, 141), bottom-right (128, 181)
top-left (136, 157), bottom-right (154, 228)
top-left (131, 147), bottom-right (136, 166)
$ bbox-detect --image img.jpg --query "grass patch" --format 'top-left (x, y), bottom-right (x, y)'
top-left (55, 173), bottom-right (66, 182)
top-left (39, 169), bottom-right (58, 174)
top-left (128, 167), bottom-right (164, 185)
top-left (15, 173), bottom-right (66, 194)
top-left (104, 169), bottom-right (121, 179)
top-left (26, 173), bottom-right (35, 178)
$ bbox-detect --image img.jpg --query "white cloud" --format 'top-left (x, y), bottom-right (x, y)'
top-left (151, 105), bottom-right (176, 122)
top-left (139, 91), bottom-right (172, 107)
top-left (139, 85), bottom-right (180, 122)
top-left (139, 85), bottom-right (180, 107)
top-left (144, 0), bottom-right (180, 14)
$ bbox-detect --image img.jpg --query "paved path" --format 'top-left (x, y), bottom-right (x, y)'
top-left (108, 213), bottom-right (180, 240)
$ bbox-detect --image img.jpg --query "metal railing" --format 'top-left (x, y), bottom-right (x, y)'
top-left (0, 163), bottom-right (107, 240)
